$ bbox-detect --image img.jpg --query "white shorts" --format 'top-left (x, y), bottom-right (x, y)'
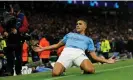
top-left (57, 47), bottom-right (88, 69)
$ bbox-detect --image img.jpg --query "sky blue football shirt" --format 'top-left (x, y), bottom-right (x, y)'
top-left (62, 32), bottom-right (95, 52)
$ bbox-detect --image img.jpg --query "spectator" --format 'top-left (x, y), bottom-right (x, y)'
top-left (4, 28), bottom-right (23, 76)
top-left (38, 37), bottom-right (53, 69)
top-left (22, 40), bottom-right (29, 66)
top-left (100, 37), bottom-right (111, 59)
top-left (126, 36), bottom-right (133, 58)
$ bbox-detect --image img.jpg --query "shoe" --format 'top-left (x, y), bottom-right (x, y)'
top-left (60, 72), bottom-right (66, 76)
top-left (82, 71), bottom-right (92, 74)
top-left (4, 72), bottom-right (13, 76)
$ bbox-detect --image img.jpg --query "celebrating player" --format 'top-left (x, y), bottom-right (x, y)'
top-left (33, 19), bottom-right (115, 77)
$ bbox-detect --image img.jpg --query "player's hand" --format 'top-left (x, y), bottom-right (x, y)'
top-left (107, 58), bottom-right (115, 64)
top-left (32, 46), bottom-right (44, 52)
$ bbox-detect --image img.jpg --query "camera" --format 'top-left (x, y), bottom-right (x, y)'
top-left (0, 9), bottom-right (22, 31)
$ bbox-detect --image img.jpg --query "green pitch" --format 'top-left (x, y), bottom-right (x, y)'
top-left (0, 59), bottom-right (133, 80)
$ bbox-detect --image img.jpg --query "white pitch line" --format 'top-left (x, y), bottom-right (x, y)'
top-left (44, 75), bottom-right (76, 80)
top-left (97, 65), bottom-right (133, 73)
top-left (44, 65), bottom-right (133, 80)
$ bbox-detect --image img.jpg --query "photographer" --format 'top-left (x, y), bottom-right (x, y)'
top-left (0, 4), bottom-right (29, 76)
top-left (10, 4), bottom-right (29, 33)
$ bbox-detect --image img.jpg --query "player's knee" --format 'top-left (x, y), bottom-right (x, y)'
top-left (52, 70), bottom-right (62, 77)
top-left (85, 67), bottom-right (95, 74)
top-left (88, 67), bottom-right (95, 73)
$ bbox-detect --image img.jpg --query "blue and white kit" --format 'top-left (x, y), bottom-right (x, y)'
top-left (57, 32), bottom-right (95, 68)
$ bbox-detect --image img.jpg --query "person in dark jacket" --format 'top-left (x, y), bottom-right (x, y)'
top-left (4, 28), bottom-right (23, 76)
top-left (126, 36), bottom-right (133, 58)
top-left (115, 37), bottom-right (125, 54)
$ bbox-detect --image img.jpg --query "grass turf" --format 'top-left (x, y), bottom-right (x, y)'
top-left (0, 59), bottom-right (133, 80)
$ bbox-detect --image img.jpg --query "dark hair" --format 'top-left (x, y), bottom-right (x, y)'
top-left (77, 18), bottom-right (88, 26)
top-left (77, 18), bottom-right (90, 36)
top-left (31, 34), bottom-right (39, 40)
top-left (13, 4), bottom-right (21, 12)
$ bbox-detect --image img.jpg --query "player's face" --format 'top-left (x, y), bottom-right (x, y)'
top-left (76, 20), bottom-right (87, 33)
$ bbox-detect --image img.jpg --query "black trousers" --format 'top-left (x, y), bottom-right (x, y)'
top-left (6, 45), bottom-right (22, 76)
top-left (102, 52), bottom-right (109, 59)
top-left (42, 58), bottom-right (53, 69)
top-left (31, 51), bottom-right (40, 62)
top-left (22, 61), bottom-right (28, 66)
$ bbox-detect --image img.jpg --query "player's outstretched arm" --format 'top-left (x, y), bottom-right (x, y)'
top-left (89, 51), bottom-right (115, 64)
top-left (33, 40), bottom-right (65, 52)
